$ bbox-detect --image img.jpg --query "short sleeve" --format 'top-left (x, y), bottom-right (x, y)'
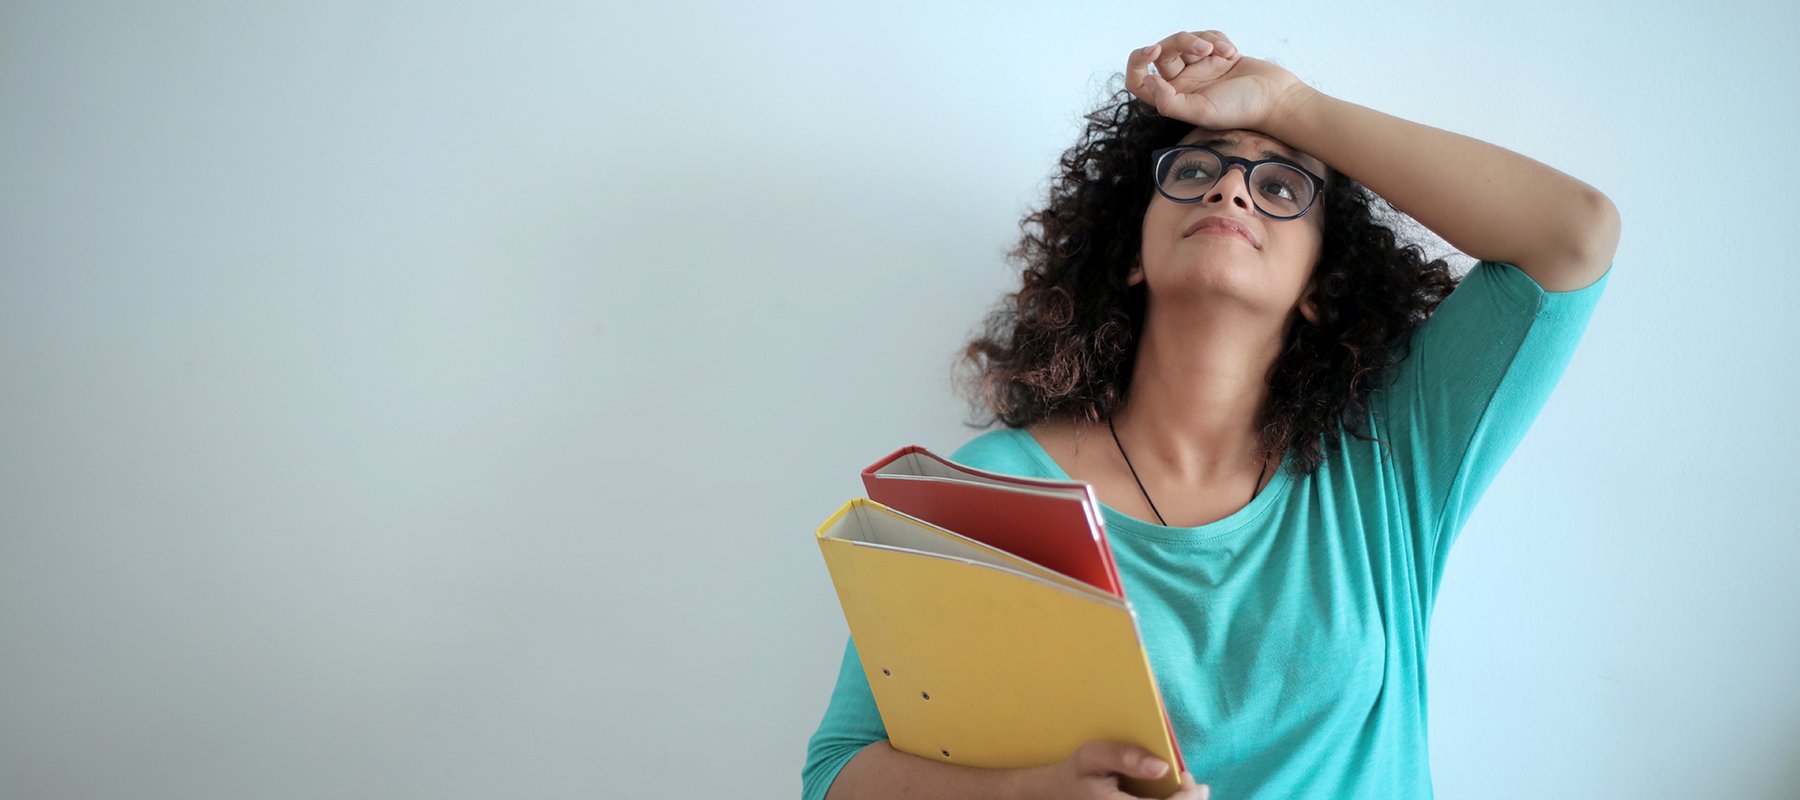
top-left (1374, 259), bottom-right (1611, 587)
top-left (801, 636), bottom-right (887, 800)
top-left (948, 428), bottom-right (1041, 476)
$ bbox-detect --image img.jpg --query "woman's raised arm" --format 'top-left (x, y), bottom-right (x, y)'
top-left (1132, 29), bottom-right (1620, 292)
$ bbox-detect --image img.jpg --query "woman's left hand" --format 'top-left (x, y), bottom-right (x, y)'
top-left (1127, 30), bottom-right (1312, 132)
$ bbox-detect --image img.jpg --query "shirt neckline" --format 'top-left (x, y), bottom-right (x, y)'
top-left (1003, 426), bottom-right (1293, 544)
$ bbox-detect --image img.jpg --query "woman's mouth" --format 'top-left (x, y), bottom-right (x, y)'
top-left (1183, 216), bottom-right (1260, 248)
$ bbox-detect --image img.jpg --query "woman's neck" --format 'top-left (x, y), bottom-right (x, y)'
top-left (1110, 302), bottom-right (1286, 481)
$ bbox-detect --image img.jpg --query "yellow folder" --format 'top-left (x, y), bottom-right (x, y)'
top-left (816, 498), bottom-right (1184, 799)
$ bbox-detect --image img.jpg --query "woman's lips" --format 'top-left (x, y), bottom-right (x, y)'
top-left (1184, 216), bottom-right (1259, 248)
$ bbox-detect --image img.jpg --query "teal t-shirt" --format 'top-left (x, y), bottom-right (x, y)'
top-left (803, 260), bottom-right (1611, 799)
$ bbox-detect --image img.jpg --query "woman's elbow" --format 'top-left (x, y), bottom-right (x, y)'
top-left (1570, 188), bottom-right (1622, 269)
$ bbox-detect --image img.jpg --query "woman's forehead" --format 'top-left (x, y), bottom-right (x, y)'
top-left (1180, 127), bottom-right (1324, 172)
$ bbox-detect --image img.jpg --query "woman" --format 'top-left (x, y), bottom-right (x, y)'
top-left (805, 29), bottom-right (1619, 800)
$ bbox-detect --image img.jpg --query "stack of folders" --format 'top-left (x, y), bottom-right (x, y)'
top-left (814, 444), bottom-right (1185, 800)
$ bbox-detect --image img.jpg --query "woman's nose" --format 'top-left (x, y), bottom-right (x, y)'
top-left (1204, 164), bottom-right (1255, 211)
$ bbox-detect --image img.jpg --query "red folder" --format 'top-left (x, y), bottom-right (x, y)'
top-left (861, 444), bottom-right (1125, 598)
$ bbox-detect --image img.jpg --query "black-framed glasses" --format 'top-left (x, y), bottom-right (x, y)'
top-left (1151, 145), bottom-right (1327, 220)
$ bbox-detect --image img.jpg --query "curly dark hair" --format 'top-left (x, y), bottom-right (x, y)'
top-left (953, 77), bottom-right (1461, 477)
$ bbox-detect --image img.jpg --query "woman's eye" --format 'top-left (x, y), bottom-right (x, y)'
top-left (1260, 180), bottom-right (1297, 200)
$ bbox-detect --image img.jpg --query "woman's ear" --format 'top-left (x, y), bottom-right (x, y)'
top-left (1300, 295), bottom-right (1320, 326)
top-left (1127, 260), bottom-right (1145, 287)
top-left (1299, 276), bottom-right (1322, 325)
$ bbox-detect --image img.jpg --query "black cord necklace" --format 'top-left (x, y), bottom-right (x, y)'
top-left (1107, 414), bottom-right (1269, 527)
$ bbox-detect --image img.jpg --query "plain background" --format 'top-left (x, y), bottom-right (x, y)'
top-left (4, 1), bottom-right (1797, 798)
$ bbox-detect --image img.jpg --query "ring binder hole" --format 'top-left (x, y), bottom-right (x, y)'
top-left (882, 668), bottom-right (891, 676)
top-left (921, 692), bottom-right (931, 700)
top-left (941, 750), bottom-right (951, 758)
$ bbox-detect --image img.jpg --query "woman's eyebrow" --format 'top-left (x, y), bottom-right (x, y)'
top-left (1195, 136), bottom-right (1300, 163)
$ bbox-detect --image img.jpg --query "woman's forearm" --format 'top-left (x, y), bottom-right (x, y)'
top-left (825, 741), bottom-right (1040, 800)
top-left (1266, 86), bottom-right (1620, 291)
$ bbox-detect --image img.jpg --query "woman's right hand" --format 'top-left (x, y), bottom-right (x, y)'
top-left (1016, 740), bottom-right (1211, 800)
top-left (1127, 29), bottom-right (1307, 134)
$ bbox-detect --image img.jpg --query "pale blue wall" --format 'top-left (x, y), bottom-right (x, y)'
top-left (3, 1), bottom-right (1796, 798)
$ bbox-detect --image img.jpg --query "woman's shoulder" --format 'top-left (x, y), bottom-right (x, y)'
top-left (948, 425), bottom-right (1053, 479)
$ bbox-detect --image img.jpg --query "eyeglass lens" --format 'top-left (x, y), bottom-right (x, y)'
top-left (1160, 150), bottom-right (1315, 217)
